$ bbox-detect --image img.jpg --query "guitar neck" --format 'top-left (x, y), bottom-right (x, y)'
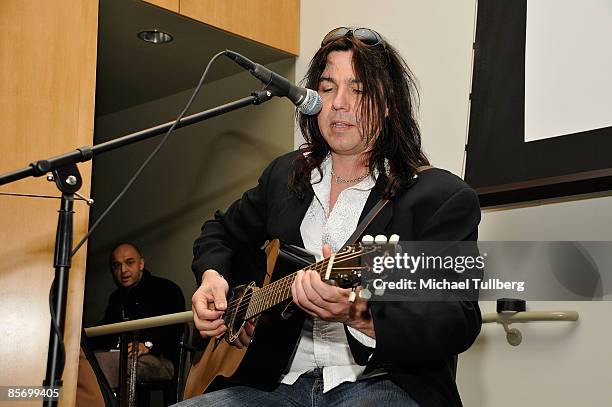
top-left (238, 244), bottom-right (366, 319)
top-left (244, 271), bottom-right (297, 319)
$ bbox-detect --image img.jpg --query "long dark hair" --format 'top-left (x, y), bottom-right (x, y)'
top-left (290, 31), bottom-right (429, 198)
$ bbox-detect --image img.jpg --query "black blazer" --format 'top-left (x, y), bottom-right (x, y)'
top-left (192, 150), bottom-right (482, 407)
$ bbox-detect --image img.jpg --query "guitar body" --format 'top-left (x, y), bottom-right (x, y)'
top-left (183, 239), bottom-right (310, 399)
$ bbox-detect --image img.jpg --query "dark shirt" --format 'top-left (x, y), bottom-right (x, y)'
top-left (95, 270), bottom-right (185, 363)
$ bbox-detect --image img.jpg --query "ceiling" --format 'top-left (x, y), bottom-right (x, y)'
top-left (96, 0), bottom-right (294, 116)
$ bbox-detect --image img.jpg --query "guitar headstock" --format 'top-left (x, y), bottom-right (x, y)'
top-left (323, 235), bottom-right (400, 298)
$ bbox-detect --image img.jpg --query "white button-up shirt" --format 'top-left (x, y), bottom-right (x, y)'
top-left (280, 155), bottom-right (378, 393)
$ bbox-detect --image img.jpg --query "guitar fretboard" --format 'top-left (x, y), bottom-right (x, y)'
top-left (226, 245), bottom-right (366, 320)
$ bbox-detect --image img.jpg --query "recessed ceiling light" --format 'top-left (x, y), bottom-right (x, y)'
top-left (137, 30), bottom-right (173, 44)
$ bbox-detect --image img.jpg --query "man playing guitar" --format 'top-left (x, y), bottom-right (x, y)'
top-left (182, 27), bottom-right (482, 407)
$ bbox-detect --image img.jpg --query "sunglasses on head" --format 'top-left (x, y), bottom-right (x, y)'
top-left (321, 27), bottom-right (386, 49)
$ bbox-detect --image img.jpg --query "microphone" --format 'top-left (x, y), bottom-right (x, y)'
top-left (223, 50), bottom-right (322, 116)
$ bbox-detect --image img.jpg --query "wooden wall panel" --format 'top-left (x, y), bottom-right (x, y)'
top-left (180, 0), bottom-right (300, 55)
top-left (0, 1), bottom-right (98, 406)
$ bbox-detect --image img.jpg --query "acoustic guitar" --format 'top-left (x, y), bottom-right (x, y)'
top-left (184, 235), bottom-right (398, 399)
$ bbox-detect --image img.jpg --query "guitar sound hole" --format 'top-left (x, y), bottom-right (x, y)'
top-left (227, 283), bottom-right (255, 342)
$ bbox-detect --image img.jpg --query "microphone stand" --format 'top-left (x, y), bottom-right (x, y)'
top-left (0, 89), bottom-right (273, 407)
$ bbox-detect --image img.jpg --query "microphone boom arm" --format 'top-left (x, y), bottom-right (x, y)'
top-left (0, 91), bottom-right (273, 186)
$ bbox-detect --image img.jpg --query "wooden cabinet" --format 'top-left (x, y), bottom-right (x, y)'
top-left (144, 0), bottom-right (300, 55)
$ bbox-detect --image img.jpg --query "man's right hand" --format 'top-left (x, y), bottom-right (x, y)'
top-left (192, 270), bottom-right (229, 338)
top-left (192, 269), bottom-right (254, 348)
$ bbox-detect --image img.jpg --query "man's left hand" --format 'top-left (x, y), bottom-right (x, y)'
top-left (291, 245), bottom-right (375, 338)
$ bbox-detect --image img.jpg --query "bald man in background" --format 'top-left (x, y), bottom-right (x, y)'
top-left (93, 243), bottom-right (185, 382)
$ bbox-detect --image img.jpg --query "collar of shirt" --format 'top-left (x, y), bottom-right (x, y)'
top-left (310, 154), bottom-right (378, 220)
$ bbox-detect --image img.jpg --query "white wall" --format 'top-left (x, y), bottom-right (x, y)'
top-left (296, 1), bottom-right (476, 175)
top-left (298, 1), bottom-right (612, 405)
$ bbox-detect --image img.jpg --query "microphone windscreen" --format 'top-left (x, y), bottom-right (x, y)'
top-left (298, 89), bottom-right (322, 116)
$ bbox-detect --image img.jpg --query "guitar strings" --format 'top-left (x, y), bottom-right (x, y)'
top-left (223, 247), bottom-right (372, 319)
top-left (223, 252), bottom-right (358, 319)
top-left (244, 246), bottom-right (374, 313)
top-left (222, 247), bottom-right (350, 310)
top-left (223, 253), bottom-right (339, 318)
top-left (224, 247), bottom-right (361, 313)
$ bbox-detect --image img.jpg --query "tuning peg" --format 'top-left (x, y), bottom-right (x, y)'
top-left (348, 287), bottom-right (357, 303)
top-left (359, 287), bottom-right (372, 300)
top-left (389, 234), bottom-right (400, 244)
top-left (361, 235), bottom-right (374, 244)
top-left (374, 235), bottom-right (388, 244)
